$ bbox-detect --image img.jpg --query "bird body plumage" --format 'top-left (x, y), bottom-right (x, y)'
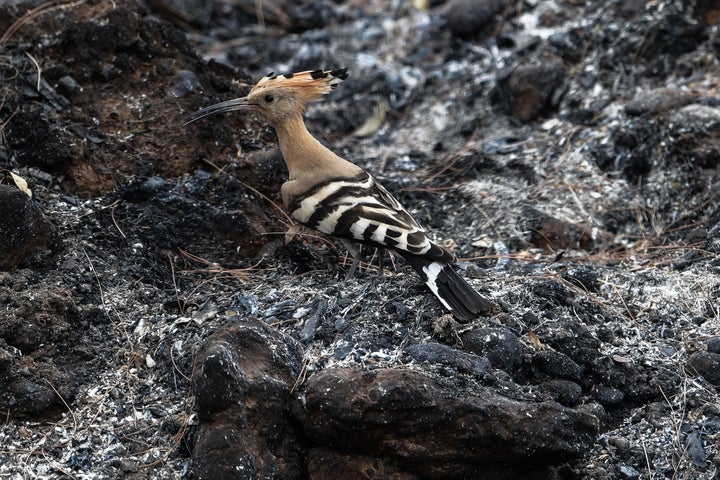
top-left (186, 68), bottom-right (492, 321)
top-left (286, 171), bottom-right (448, 261)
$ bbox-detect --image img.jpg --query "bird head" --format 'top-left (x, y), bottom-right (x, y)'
top-left (184, 68), bottom-right (348, 126)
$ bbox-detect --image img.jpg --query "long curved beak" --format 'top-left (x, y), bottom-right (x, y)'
top-left (183, 97), bottom-right (258, 125)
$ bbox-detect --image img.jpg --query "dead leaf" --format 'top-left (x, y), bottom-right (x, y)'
top-left (527, 331), bottom-right (544, 350)
top-left (412, 0), bottom-right (429, 11)
top-left (10, 172), bottom-right (32, 197)
top-left (353, 101), bottom-right (386, 138)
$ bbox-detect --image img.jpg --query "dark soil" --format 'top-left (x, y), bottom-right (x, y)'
top-left (1, 0), bottom-right (719, 478)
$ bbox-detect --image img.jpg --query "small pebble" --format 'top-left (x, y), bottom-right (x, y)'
top-left (532, 350), bottom-right (583, 382)
top-left (446, 0), bottom-right (506, 38)
top-left (57, 75), bottom-right (78, 95)
top-left (592, 385), bottom-right (625, 408)
top-left (707, 337), bottom-right (720, 354)
top-left (0, 185), bottom-right (59, 269)
top-left (264, 299), bottom-right (297, 319)
top-left (461, 327), bottom-right (523, 372)
top-left (171, 70), bottom-right (202, 98)
top-left (333, 341), bottom-right (353, 360)
top-left (688, 351), bottom-right (720, 386)
top-left (618, 464), bottom-right (640, 480)
top-left (540, 379), bottom-right (582, 406)
top-left (405, 342), bottom-right (490, 376)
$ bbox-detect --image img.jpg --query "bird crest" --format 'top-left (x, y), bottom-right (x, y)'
top-left (250, 68), bottom-right (348, 103)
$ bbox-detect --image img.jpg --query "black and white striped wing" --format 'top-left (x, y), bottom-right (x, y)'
top-left (287, 172), bottom-right (454, 263)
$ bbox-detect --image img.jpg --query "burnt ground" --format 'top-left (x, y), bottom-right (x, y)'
top-left (0, 0), bottom-right (719, 478)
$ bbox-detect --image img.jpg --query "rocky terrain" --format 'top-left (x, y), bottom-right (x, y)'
top-left (0, 0), bottom-right (719, 478)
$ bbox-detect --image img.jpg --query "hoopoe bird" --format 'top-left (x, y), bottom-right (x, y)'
top-left (186, 68), bottom-right (492, 321)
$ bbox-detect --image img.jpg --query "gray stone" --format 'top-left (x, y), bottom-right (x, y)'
top-left (446, 0), bottom-right (507, 39)
top-left (533, 350), bottom-right (583, 382)
top-left (460, 327), bottom-right (523, 372)
top-left (541, 379), bottom-right (583, 406)
top-left (293, 367), bottom-right (599, 479)
top-left (592, 385), bottom-right (625, 408)
top-left (404, 342), bottom-right (490, 376)
top-left (706, 337), bottom-right (720, 354)
top-left (192, 317), bottom-right (304, 480)
top-left (0, 185), bottom-right (60, 270)
top-left (497, 54), bottom-right (567, 122)
top-left (688, 351), bottom-right (720, 386)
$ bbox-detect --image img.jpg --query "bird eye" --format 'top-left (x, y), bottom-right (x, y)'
top-left (264, 94), bottom-right (274, 103)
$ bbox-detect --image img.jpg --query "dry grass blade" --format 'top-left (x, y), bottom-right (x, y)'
top-left (110, 200), bottom-right (126, 238)
top-left (658, 383), bottom-right (687, 477)
top-left (604, 279), bottom-right (638, 324)
top-left (24, 52), bottom-right (41, 91)
top-left (201, 158), bottom-right (343, 251)
top-left (201, 157), bottom-right (295, 227)
top-left (169, 249), bottom-right (264, 313)
top-left (260, 230), bottom-right (338, 249)
top-left (421, 131), bottom-right (478, 182)
top-left (254, 0), bottom-right (265, 28)
top-left (229, 0), bottom-right (289, 29)
top-left (146, 0), bottom-right (195, 32)
top-left (0, 105), bottom-right (18, 133)
top-left (170, 344), bottom-right (192, 383)
top-left (142, 403), bottom-right (196, 468)
top-left (43, 379), bottom-right (78, 432)
top-left (0, 0), bottom-right (86, 45)
top-left (290, 355), bottom-right (311, 393)
top-left (168, 251), bottom-right (184, 315)
top-left (639, 433), bottom-right (654, 480)
top-left (81, 246), bottom-right (110, 316)
top-left (176, 247), bottom-right (262, 277)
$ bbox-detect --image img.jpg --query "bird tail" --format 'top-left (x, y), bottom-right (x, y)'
top-left (401, 254), bottom-right (493, 322)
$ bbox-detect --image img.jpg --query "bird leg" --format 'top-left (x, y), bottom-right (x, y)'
top-left (341, 240), bottom-right (361, 280)
top-left (342, 240), bottom-right (389, 279)
top-left (375, 248), bottom-right (385, 277)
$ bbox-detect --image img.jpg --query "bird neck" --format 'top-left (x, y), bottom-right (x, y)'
top-left (272, 113), bottom-right (341, 179)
